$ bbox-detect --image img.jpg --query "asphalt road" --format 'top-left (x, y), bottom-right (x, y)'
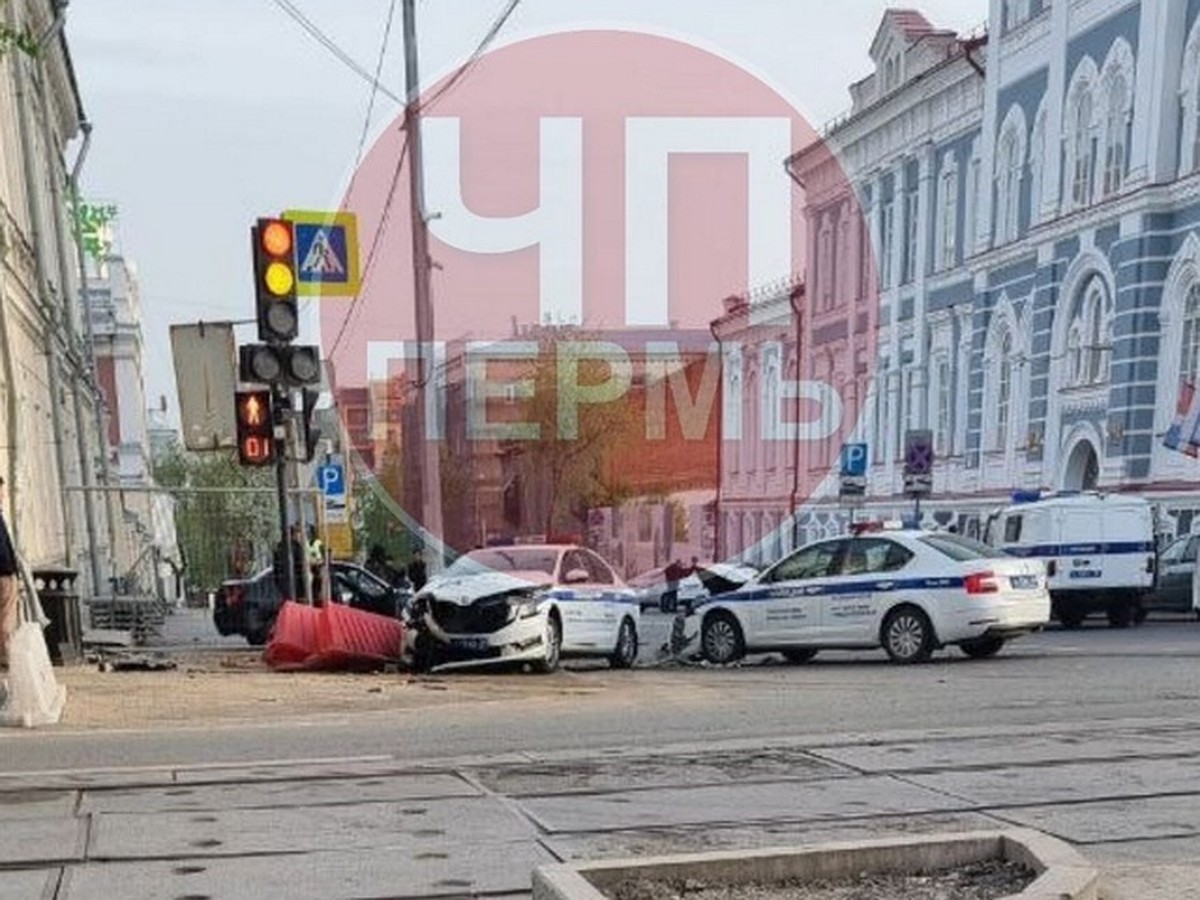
top-left (3, 611), bottom-right (1199, 773)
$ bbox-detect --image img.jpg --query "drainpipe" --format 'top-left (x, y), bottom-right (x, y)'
top-left (67, 124), bottom-right (119, 591)
top-left (963, 35), bottom-right (988, 80)
top-left (0, 219), bottom-right (21, 543)
top-left (9, 0), bottom-right (75, 565)
top-left (53, 109), bottom-right (103, 595)
top-left (708, 316), bottom-right (724, 561)
top-left (787, 286), bottom-right (806, 543)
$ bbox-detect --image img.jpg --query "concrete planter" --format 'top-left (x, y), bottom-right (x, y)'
top-left (533, 829), bottom-right (1098, 900)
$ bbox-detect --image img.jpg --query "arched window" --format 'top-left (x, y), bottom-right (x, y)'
top-left (1068, 277), bottom-right (1112, 386)
top-left (1030, 106), bottom-right (1047, 225)
top-left (995, 108), bottom-right (1026, 244)
top-left (1071, 90), bottom-right (1095, 208)
top-left (937, 153), bottom-right (958, 271)
top-left (996, 331), bottom-right (1013, 451)
top-left (1183, 284), bottom-right (1200, 386)
top-left (1102, 75), bottom-right (1128, 196)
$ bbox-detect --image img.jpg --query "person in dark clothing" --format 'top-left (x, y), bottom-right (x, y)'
top-left (272, 525), bottom-right (306, 600)
top-left (662, 559), bottom-right (684, 613)
top-left (0, 476), bottom-right (17, 668)
top-left (406, 550), bottom-right (428, 593)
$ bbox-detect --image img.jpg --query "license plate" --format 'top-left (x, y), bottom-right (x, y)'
top-left (1010, 575), bottom-right (1038, 590)
top-left (452, 637), bottom-right (490, 652)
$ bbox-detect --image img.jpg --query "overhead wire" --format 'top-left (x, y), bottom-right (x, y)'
top-left (353, 0), bottom-right (399, 173)
top-left (269, 0), bottom-right (404, 105)
top-left (327, 0), bottom-right (523, 362)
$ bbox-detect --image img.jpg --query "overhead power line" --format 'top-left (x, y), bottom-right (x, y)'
top-left (269, 0), bottom-right (404, 106)
top-left (354, 0), bottom-right (399, 171)
top-left (421, 0), bottom-right (521, 114)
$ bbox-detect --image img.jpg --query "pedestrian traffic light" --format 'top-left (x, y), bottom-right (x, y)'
top-left (234, 388), bottom-right (275, 466)
top-left (300, 387), bottom-right (322, 463)
top-left (252, 218), bottom-right (298, 343)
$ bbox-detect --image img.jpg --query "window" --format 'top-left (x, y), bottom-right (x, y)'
top-left (840, 538), bottom-right (914, 576)
top-left (904, 368), bottom-right (918, 432)
top-left (1004, 515), bottom-right (1023, 544)
top-left (881, 198), bottom-right (895, 288)
top-left (873, 371), bottom-right (887, 464)
top-left (766, 540), bottom-right (847, 583)
top-left (996, 122), bottom-right (1023, 244)
top-left (935, 357), bottom-right (952, 456)
top-left (919, 533), bottom-right (1005, 561)
top-left (939, 165), bottom-right (958, 271)
top-left (1029, 110), bottom-right (1046, 226)
top-left (582, 550), bottom-right (615, 585)
top-left (1182, 284), bottom-right (1200, 385)
top-left (1071, 89), bottom-right (1095, 208)
top-left (1102, 75), bottom-right (1128, 197)
top-left (996, 331), bottom-right (1013, 451)
top-left (1068, 278), bottom-right (1112, 387)
top-left (1193, 84), bottom-right (1200, 175)
top-left (903, 187), bottom-right (919, 284)
top-left (839, 216), bottom-right (852, 303)
top-left (819, 221), bottom-right (834, 310)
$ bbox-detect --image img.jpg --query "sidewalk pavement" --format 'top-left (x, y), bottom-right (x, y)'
top-left (2, 716), bottom-right (1200, 898)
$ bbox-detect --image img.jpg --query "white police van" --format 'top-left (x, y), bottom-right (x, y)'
top-left (985, 492), bottom-right (1157, 629)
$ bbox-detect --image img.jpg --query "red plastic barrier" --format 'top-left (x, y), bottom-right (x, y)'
top-left (263, 601), bottom-right (321, 670)
top-left (264, 601), bottom-right (404, 672)
top-left (307, 603), bottom-right (405, 671)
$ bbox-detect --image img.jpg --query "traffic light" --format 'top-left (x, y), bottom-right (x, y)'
top-left (300, 388), bottom-right (322, 463)
top-left (252, 218), bottom-right (298, 343)
top-left (234, 389), bottom-right (275, 466)
top-left (239, 344), bottom-right (322, 387)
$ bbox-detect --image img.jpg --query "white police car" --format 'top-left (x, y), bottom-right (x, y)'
top-left (678, 528), bottom-right (1050, 665)
top-left (408, 545), bottom-right (640, 673)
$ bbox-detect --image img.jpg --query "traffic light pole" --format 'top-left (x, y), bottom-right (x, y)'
top-left (272, 382), bottom-right (296, 602)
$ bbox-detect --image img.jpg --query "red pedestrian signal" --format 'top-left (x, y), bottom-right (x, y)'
top-left (252, 218), bottom-right (298, 343)
top-left (235, 389), bottom-right (275, 466)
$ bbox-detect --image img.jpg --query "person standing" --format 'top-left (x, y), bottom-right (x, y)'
top-left (0, 476), bottom-right (18, 669)
top-left (406, 549), bottom-right (428, 593)
top-left (272, 524), bottom-right (306, 600)
top-left (662, 559), bottom-right (683, 613)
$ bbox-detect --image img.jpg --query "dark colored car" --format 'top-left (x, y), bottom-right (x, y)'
top-left (1147, 535), bottom-right (1198, 616)
top-left (214, 563), bottom-right (411, 645)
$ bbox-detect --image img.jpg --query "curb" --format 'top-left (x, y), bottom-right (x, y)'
top-left (533, 829), bottom-right (1098, 900)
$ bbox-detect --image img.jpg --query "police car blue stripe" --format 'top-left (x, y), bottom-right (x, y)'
top-left (1005, 542), bottom-right (1155, 558)
top-left (692, 576), bottom-right (967, 609)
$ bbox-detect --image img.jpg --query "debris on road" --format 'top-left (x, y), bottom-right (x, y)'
top-left (264, 601), bottom-right (405, 672)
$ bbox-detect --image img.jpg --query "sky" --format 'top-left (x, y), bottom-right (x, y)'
top-left (65, 0), bottom-right (988, 425)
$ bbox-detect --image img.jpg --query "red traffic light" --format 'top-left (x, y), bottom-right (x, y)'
top-left (260, 220), bottom-right (293, 258)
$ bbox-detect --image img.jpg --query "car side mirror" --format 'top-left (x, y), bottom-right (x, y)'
top-left (564, 568), bottom-right (590, 585)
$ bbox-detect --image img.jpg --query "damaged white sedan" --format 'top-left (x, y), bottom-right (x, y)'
top-left (406, 545), bottom-right (641, 673)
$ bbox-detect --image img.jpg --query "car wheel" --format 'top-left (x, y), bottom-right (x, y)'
top-left (532, 614), bottom-right (562, 674)
top-left (960, 636), bottom-right (1006, 659)
top-left (246, 628), bottom-right (269, 647)
top-left (781, 649), bottom-right (819, 664)
top-left (882, 607), bottom-right (934, 665)
top-left (1195, 609), bottom-right (1200, 623)
top-left (609, 618), bottom-right (638, 669)
top-left (1106, 602), bottom-right (1135, 629)
top-left (1054, 602), bottom-right (1086, 629)
top-left (701, 612), bottom-right (744, 665)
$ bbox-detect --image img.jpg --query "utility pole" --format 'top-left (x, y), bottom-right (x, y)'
top-left (272, 384), bottom-right (296, 602)
top-left (401, 0), bottom-right (444, 568)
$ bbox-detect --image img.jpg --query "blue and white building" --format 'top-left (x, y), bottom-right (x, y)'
top-left (771, 1), bottom-right (1200, 546)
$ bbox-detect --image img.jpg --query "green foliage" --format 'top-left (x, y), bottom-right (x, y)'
top-left (516, 336), bottom-right (637, 535)
top-left (0, 2), bottom-right (38, 59)
top-left (152, 446), bottom-right (277, 592)
top-left (351, 441), bottom-right (415, 564)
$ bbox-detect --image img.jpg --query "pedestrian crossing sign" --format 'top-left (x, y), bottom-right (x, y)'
top-left (283, 210), bottom-right (360, 297)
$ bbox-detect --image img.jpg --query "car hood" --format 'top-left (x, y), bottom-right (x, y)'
top-left (420, 570), bottom-right (554, 605)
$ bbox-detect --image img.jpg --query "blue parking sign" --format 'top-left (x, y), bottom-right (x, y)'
top-left (840, 443), bottom-right (869, 478)
top-left (317, 464), bottom-right (345, 497)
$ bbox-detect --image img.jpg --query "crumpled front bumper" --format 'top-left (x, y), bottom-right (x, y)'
top-left (417, 609), bottom-right (548, 671)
